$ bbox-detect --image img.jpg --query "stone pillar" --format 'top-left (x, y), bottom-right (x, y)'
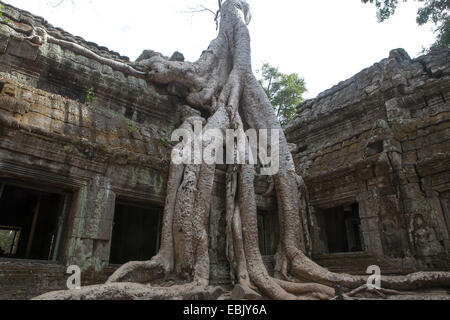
top-left (64, 175), bottom-right (116, 275)
top-left (358, 187), bottom-right (384, 257)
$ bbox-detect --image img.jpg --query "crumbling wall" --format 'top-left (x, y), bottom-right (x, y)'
top-left (286, 48), bottom-right (450, 274)
top-left (0, 2), bottom-right (182, 299)
top-left (0, 2), bottom-right (183, 129)
top-left (0, 2), bottom-right (276, 299)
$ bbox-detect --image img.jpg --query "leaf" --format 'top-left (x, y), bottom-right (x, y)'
top-left (257, 62), bottom-right (307, 127)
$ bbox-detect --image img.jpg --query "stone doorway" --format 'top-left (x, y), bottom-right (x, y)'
top-left (257, 210), bottom-right (280, 256)
top-left (109, 200), bottom-right (163, 265)
top-left (317, 203), bottom-right (364, 254)
top-left (0, 181), bottom-right (71, 261)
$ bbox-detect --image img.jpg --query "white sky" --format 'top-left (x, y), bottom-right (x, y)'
top-left (4, 0), bottom-right (437, 98)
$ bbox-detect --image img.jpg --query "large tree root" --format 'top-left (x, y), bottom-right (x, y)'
top-left (274, 279), bottom-right (335, 300)
top-left (33, 282), bottom-right (212, 300)
top-left (106, 257), bottom-right (166, 284)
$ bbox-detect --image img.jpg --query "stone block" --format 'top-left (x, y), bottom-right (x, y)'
top-left (0, 34), bottom-right (9, 54)
top-left (399, 183), bottom-right (424, 198)
top-left (66, 238), bottom-right (94, 263)
top-left (7, 38), bottom-right (39, 60)
top-left (402, 151), bottom-right (417, 164)
top-left (403, 198), bottom-right (429, 215)
top-left (72, 218), bottom-right (113, 241)
top-left (93, 240), bottom-right (111, 261)
top-left (363, 217), bottom-right (380, 232)
top-left (362, 231), bottom-right (384, 256)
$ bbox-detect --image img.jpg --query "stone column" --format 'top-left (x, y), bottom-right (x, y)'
top-left (64, 175), bottom-right (116, 275)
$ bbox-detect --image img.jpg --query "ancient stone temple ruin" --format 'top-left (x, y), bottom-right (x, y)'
top-left (286, 47), bottom-right (450, 275)
top-left (0, 3), bottom-right (448, 299)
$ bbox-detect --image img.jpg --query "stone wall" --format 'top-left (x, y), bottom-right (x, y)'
top-left (0, 2), bottom-right (277, 299)
top-left (286, 48), bottom-right (450, 274)
top-left (0, 3), bottom-right (183, 129)
top-left (0, 2), bottom-right (181, 299)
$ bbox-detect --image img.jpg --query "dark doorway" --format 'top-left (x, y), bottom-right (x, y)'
top-left (0, 182), bottom-right (70, 261)
top-left (257, 210), bottom-right (280, 256)
top-left (322, 203), bottom-right (364, 254)
top-left (109, 200), bottom-right (163, 265)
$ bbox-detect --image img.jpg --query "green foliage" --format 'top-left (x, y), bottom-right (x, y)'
top-left (257, 63), bottom-right (306, 127)
top-left (362, 0), bottom-right (450, 49)
top-left (0, 4), bottom-right (5, 21)
top-left (159, 138), bottom-right (171, 148)
top-left (166, 125), bottom-right (175, 136)
top-left (127, 120), bottom-right (138, 133)
top-left (362, 0), bottom-right (402, 22)
top-left (0, 230), bottom-right (14, 255)
top-left (434, 18), bottom-right (450, 47)
top-left (86, 87), bottom-right (98, 107)
top-left (0, 4), bottom-right (10, 23)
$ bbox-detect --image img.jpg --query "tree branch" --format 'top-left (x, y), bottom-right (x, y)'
top-left (181, 0), bottom-right (223, 30)
top-left (47, 0), bottom-right (74, 8)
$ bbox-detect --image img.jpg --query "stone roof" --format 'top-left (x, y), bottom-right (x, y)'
top-left (286, 47), bottom-right (450, 134)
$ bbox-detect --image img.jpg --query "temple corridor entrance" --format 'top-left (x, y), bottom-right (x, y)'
top-left (109, 200), bottom-right (163, 265)
top-left (0, 181), bottom-right (71, 261)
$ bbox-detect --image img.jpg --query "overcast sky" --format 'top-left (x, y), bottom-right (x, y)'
top-left (4, 0), bottom-right (437, 98)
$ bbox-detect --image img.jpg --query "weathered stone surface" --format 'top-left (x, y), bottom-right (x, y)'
top-left (286, 47), bottom-right (450, 274)
top-left (169, 51), bottom-right (185, 62)
top-left (7, 38), bottom-right (39, 60)
top-left (0, 3), bottom-right (183, 130)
